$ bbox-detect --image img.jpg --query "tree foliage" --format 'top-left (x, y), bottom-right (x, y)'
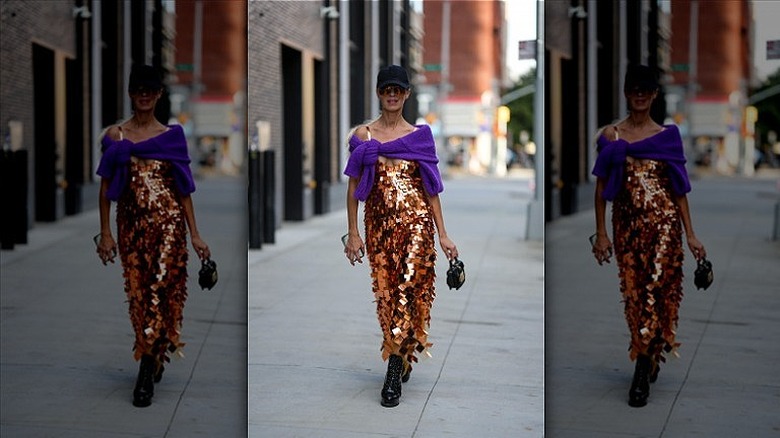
top-left (753, 68), bottom-right (780, 146)
top-left (505, 68), bottom-right (536, 146)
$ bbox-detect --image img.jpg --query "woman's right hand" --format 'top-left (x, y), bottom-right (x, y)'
top-left (344, 233), bottom-right (365, 266)
top-left (592, 233), bottom-right (613, 265)
top-left (97, 234), bottom-right (118, 265)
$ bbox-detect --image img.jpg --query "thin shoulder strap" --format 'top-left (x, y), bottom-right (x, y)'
top-left (365, 125), bottom-right (372, 141)
top-left (118, 126), bottom-right (124, 141)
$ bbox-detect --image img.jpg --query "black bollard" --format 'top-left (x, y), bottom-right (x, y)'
top-left (248, 149), bottom-right (263, 249)
top-left (262, 150), bottom-right (275, 244)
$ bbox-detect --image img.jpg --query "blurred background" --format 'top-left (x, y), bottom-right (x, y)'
top-left (1, 0), bottom-right (246, 246)
top-left (544, 0), bottom-right (780, 221)
top-left (247, 0), bottom-right (542, 247)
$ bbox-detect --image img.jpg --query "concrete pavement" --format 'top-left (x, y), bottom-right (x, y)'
top-left (545, 174), bottom-right (780, 437)
top-left (248, 173), bottom-right (544, 437)
top-left (1, 175), bottom-right (247, 437)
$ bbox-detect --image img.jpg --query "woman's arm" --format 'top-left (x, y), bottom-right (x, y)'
top-left (673, 194), bottom-right (706, 260)
top-left (428, 194), bottom-right (458, 260)
top-left (97, 178), bottom-right (118, 264)
top-left (344, 176), bottom-right (365, 265)
top-left (180, 194), bottom-right (210, 260)
top-left (592, 176), bottom-right (613, 265)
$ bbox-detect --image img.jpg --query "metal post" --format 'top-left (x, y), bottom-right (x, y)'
top-left (587, 1), bottom-right (597, 181)
top-left (438, 0), bottom-right (450, 178)
top-left (686, 0), bottom-right (698, 173)
top-left (526, 0), bottom-right (544, 241)
top-left (248, 140), bottom-right (263, 249)
top-left (262, 150), bottom-right (276, 244)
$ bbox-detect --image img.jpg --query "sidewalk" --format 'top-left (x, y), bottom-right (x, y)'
top-left (1, 176), bottom-right (247, 437)
top-left (545, 176), bottom-right (780, 437)
top-left (248, 174), bottom-right (544, 437)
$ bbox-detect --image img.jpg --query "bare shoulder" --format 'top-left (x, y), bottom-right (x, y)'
top-left (600, 124), bottom-right (619, 141)
top-left (103, 125), bottom-right (123, 141)
top-left (354, 125), bottom-right (370, 141)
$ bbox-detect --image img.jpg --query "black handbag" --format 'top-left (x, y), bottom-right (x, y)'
top-left (198, 258), bottom-right (218, 290)
top-left (693, 258), bottom-right (713, 291)
top-left (446, 257), bottom-right (466, 290)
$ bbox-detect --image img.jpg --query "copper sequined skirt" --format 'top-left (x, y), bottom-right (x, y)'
top-left (116, 159), bottom-right (188, 363)
top-left (612, 160), bottom-right (684, 364)
top-left (364, 160), bottom-right (436, 368)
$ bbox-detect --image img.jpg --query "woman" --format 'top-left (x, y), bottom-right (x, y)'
top-left (592, 64), bottom-right (706, 408)
top-left (343, 65), bottom-right (458, 408)
top-left (96, 64), bottom-right (210, 408)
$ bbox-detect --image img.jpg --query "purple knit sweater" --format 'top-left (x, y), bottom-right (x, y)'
top-left (344, 124), bottom-right (444, 201)
top-left (592, 124), bottom-right (691, 201)
top-left (97, 124), bottom-right (195, 201)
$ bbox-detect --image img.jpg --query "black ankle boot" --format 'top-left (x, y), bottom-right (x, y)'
top-left (649, 360), bottom-right (660, 384)
top-left (154, 363), bottom-right (165, 383)
top-left (628, 355), bottom-right (651, 407)
top-left (133, 355), bottom-right (155, 407)
top-left (381, 355), bottom-right (403, 407)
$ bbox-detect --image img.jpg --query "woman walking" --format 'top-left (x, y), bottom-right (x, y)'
top-left (592, 64), bottom-right (706, 407)
top-left (343, 65), bottom-right (458, 407)
top-left (96, 64), bottom-right (210, 407)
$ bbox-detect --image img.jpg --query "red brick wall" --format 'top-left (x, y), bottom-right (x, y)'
top-left (670, 0), bottom-right (750, 98)
top-left (174, 0), bottom-right (246, 98)
top-left (423, 0), bottom-right (503, 98)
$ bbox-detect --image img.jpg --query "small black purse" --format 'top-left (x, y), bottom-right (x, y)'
top-left (198, 258), bottom-right (218, 290)
top-left (446, 257), bottom-right (466, 290)
top-left (693, 258), bottom-right (713, 291)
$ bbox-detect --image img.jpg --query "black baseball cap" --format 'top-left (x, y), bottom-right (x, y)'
top-left (129, 64), bottom-right (164, 92)
top-left (377, 65), bottom-right (411, 90)
top-left (624, 64), bottom-right (659, 92)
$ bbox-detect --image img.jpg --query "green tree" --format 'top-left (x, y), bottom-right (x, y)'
top-left (752, 68), bottom-right (780, 167)
top-left (505, 68), bottom-right (536, 150)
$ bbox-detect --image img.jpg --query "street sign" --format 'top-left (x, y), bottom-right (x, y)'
top-left (518, 40), bottom-right (535, 60)
top-left (671, 63), bottom-right (689, 72)
top-left (768, 40), bottom-right (780, 60)
top-left (424, 63), bottom-right (442, 72)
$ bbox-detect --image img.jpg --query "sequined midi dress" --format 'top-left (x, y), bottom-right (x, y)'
top-left (612, 159), bottom-right (684, 364)
top-left (116, 158), bottom-right (188, 363)
top-left (364, 160), bottom-right (437, 368)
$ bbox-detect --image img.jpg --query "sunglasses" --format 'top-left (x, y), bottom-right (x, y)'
top-left (626, 85), bottom-right (657, 96)
top-left (129, 86), bottom-right (162, 96)
top-left (378, 85), bottom-right (407, 96)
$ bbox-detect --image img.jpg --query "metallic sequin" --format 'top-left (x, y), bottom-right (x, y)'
top-left (612, 160), bottom-right (684, 364)
top-left (364, 160), bottom-right (436, 369)
top-left (117, 159), bottom-right (188, 363)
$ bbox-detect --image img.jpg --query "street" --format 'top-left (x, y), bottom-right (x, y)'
top-left (247, 173), bottom-right (544, 437)
top-left (545, 174), bottom-right (780, 437)
top-left (1, 175), bottom-right (247, 437)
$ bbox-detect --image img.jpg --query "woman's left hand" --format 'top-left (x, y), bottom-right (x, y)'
top-left (439, 236), bottom-right (458, 260)
top-left (191, 236), bottom-right (211, 260)
top-left (686, 235), bottom-right (706, 261)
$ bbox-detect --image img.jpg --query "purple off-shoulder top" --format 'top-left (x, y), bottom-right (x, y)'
top-left (97, 124), bottom-right (195, 201)
top-left (592, 124), bottom-right (691, 201)
top-left (344, 124), bottom-right (444, 201)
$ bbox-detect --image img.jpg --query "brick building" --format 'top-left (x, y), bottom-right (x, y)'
top-left (667, 0), bottom-right (753, 174)
top-left (1, 0), bottom-right (79, 231)
top-left (419, 0), bottom-right (506, 175)
top-left (545, 0), bottom-right (670, 220)
top-left (1, 0), bottom-right (174, 247)
top-left (172, 0), bottom-right (247, 174)
top-left (247, 0), bottom-right (422, 241)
